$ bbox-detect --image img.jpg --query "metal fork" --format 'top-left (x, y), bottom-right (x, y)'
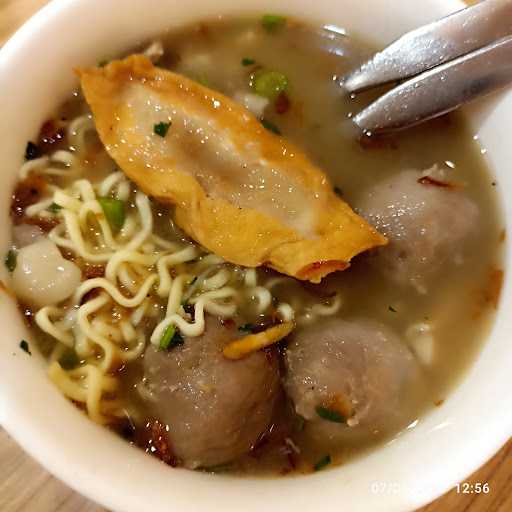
top-left (342, 0), bottom-right (512, 134)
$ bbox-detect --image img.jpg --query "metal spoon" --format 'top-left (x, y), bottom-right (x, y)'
top-left (342, 0), bottom-right (512, 134)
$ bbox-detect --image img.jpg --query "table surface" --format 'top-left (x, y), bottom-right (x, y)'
top-left (1, 1), bottom-right (511, 511)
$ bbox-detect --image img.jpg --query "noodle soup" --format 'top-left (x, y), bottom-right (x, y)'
top-left (5, 16), bottom-right (503, 475)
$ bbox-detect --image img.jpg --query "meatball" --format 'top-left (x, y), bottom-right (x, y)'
top-left (357, 169), bottom-right (479, 292)
top-left (284, 318), bottom-right (420, 443)
top-left (141, 317), bottom-right (280, 469)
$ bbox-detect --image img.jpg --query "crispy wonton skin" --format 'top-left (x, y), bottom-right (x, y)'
top-left (79, 56), bottom-right (386, 282)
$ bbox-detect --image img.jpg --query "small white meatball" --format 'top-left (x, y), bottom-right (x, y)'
top-left (357, 169), bottom-right (479, 292)
top-left (11, 239), bottom-right (82, 308)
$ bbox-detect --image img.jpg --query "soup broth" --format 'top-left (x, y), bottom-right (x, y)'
top-left (7, 16), bottom-right (503, 475)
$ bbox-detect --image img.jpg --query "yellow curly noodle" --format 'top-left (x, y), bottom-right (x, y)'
top-left (19, 109), bottom-right (343, 424)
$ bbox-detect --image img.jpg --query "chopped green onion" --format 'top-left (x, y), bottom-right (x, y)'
top-left (59, 350), bottom-right (80, 370)
top-left (24, 141), bottom-right (41, 161)
top-left (238, 323), bottom-right (256, 333)
top-left (333, 186), bottom-right (343, 197)
top-left (314, 454), bottom-right (331, 471)
top-left (262, 14), bottom-right (287, 33)
top-left (154, 121), bottom-right (172, 137)
top-left (389, 305), bottom-right (397, 313)
top-left (48, 202), bottom-right (62, 213)
top-left (4, 250), bottom-right (17, 273)
top-left (251, 70), bottom-right (288, 99)
top-left (316, 405), bottom-right (346, 423)
top-left (98, 197), bottom-right (125, 231)
top-left (196, 75), bottom-right (210, 87)
top-left (159, 325), bottom-right (185, 350)
top-left (241, 57), bottom-right (256, 66)
top-left (261, 119), bottom-right (281, 135)
top-left (19, 340), bottom-right (31, 355)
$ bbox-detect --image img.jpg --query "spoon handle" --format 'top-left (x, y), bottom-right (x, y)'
top-left (343, 0), bottom-right (512, 93)
top-left (353, 35), bottom-right (512, 134)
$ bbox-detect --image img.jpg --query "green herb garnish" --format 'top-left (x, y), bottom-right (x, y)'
top-left (262, 14), bottom-right (287, 32)
top-left (333, 186), bottom-right (343, 197)
top-left (24, 141), bottom-right (41, 161)
top-left (4, 250), bottom-right (17, 273)
top-left (59, 350), bottom-right (80, 370)
top-left (261, 119), bottom-right (281, 135)
top-left (98, 197), bottom-right (126, 231)
top-left (19, 340), bottom-right (31, 355)
top-left (154, 121), bottom-right (172, 137)
top-left (241, 57), bottom-right (256, 66)
top-left (48, 202), bottom-right (62, 213)
top-left (159, 325), bottom-right (185, 350)
top-left (314, 454), bottom-right (331, 471)
top-left (389, 305), bottom-right (397, 313)
top-left (316, 405), bottom-right (346, 423)
top-left (238, 323), bottom-right (256, 333)
top-left (251, 70), bottom-right (288, 99)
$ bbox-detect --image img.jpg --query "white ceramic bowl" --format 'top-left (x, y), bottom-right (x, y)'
top-left (0, 0), bottom-right (511, 511)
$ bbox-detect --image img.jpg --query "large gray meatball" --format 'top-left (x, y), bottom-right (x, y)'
top-left (285, 318), bottom-right (420, 444)
top-left (142, 317), bottom-right (280, 469)
top-left (357, 169), bottom-right (479, 292)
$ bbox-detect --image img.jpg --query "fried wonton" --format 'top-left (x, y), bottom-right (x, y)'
top-left (79, 56), bottom-right (386, 282)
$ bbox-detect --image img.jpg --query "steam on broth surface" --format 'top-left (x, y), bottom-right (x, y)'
top-left (6, 16), bottom-right (503, 474)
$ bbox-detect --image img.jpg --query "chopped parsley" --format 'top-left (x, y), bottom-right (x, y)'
top-left (262, 14), bottom-right (287, 33)
top-left (241, 57), bottom-right (256, 66)
top-left (388, 305), bottom-right (397, 313)
top-left (98, 197), bottom-right (125, 231)
top-left (314, 454), bottom-right (331, 471)
top-left (315, 405), bottom-right (346, 424)
top-left (48, 202), bottom-right (62, 213)
top-left (19, 340), bottom-right (31, 355)
top-left (333, 186), bottom-right (343, 197)
top-left (261, 119), bottom-right (281, 135)
top-left (159, 325), bottom-right (185, 350)
top-left (154, 121), bottom-right (172, 137)
top-left (4, 250), bottom-right (17, 273)
top-left (24, 141), bottom-right (41, 161)
top-left (251, 70), bottom-right (289, 99)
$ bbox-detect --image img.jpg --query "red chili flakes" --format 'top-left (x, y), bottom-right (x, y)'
top-left (23, 216), bottom-right (59, 233)
top-left (10, 175), bottom-right (47, 221)
top-left (137, 420), bottom-right (180, 467)
top-left (38, 119), bottom-right (66, 152)
top-left (220, 318), bottom-right (236, 329)
top-left (275, 92), bottom-right (291, 114)
top-left (417, 176), bottom-right (455, 188)
top-left (83, 263), bottom-right (106, 279)
top-left (473, 267), bottom-right (504, 318)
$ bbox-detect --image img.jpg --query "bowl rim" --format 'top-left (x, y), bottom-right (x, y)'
top-left (0, 1), bottom-right (511, 511)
